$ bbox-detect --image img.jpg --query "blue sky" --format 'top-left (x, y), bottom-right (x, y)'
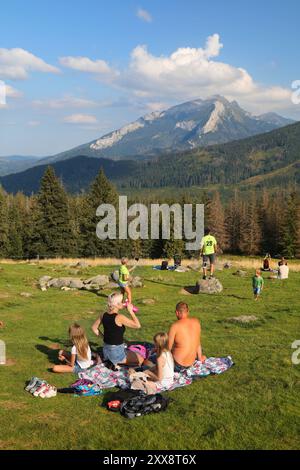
top-left (1, 0), bottom-right (300, 156)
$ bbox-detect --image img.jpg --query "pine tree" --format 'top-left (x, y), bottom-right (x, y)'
top-left (205, 191), bottom-right (227, 252)
top-left (31, 167), bottom-right (77, 257)
top-left (225, 191), bottom-right (243, 254)
top-left (7, 193), bottom-right (23, 259)
top-left (239, 193), bottom-right (262, 255)
top-left (0, 187), bottom-right (9, 257)
top-left (80, 169), bottom-right (119, 257)
top-left (280, 191), bottom-right (300, 258)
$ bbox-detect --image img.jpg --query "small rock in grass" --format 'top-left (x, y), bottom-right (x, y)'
top-left (228, 315), bottom-right (258, 324)
top-left (141, 298), bottom-right (156, 305)
top-left (20, 292), bottom-right (32, 298)
top-left (223, 262), bottom-right (232, 269)
top-left (233, 270), bottom-right (247, 277)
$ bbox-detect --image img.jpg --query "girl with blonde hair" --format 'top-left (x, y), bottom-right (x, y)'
top-left (53, 323), bottom-right (95, 373)
top-left (145, 332), bottom-right (174, 389)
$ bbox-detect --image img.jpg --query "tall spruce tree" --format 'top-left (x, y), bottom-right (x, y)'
top-left (0, 187), bottom-right (9, 257)
top-left (239, 193), bottom-right (262, 255)
top-left (205, 191), bottom-right (227, 252)
top-left (280, 191), bottom-right (300, 258)
top-left (31, 167), bottom-right (77, 257)
top-left (80, 169), bottom-right (119, 257)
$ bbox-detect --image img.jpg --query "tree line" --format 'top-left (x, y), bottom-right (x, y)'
top-left (0, 166), bottom-right (299, 259)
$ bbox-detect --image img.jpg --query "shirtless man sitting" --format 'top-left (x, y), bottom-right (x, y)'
top-left (168, 301), bottom-right (206, 371)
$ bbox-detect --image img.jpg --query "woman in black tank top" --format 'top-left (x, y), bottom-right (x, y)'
top-left (92, 292), bottom-right (143, 366)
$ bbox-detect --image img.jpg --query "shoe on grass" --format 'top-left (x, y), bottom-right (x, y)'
top-left (44, 386), bottom-right (57, 398)
top-left (30, 379), bottom-right (46, 395)
top-left (25, 377), bottom-right (40, 392)
top-left (33, 382), bottom-right (48, 397)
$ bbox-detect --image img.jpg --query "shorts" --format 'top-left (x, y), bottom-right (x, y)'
top-left (103, 343), bottom-right (126, 365)
top-left (73, 361), bottom-right (94, 374)
top-left (202, 254), bottom-right (215, 265)
top-left (174, 362), bottom-right (190, 373)
top-left (118, 281), bottom-right (128, 289)
top-left (253, 287), bottom-right (261, 295)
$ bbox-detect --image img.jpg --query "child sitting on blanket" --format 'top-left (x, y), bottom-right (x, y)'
top-left (53, 323), bottom-right (97, 374)
top-left (144, 332), bottom-right (174, 389)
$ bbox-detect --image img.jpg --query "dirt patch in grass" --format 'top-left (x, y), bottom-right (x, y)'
top-left (34, 412), bottom-right (60, 421)
top-left (3, 358), bottom-right (17, 367)
top-left (1, 400), bottom-right (27, 410)
top-left (0, 292), bottom-right (10, 299)
top-left (0, 440), bottom-right (18, 450)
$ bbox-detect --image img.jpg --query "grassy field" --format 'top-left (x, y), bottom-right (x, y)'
top-left (0, 260), bottom-right (300, 450)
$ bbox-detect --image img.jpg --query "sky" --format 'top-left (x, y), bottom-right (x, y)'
top-left (1, 0), bottom-right (300, 156)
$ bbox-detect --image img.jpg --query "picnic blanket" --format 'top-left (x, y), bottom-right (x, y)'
top-left (78, 356), bottom-right (234, 392)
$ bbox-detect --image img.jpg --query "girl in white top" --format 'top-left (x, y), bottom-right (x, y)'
top-left (53, 323), bottom-right (94, 373)
top-left (145, 332), bottom-right (174, 389)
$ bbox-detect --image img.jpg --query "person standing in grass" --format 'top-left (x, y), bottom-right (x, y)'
top-left (200, 227), bottom-right (217, 280)
top-left (252, 269), bottom-right (264, 301)
top-left (118, 257), bottom-right (136, 304)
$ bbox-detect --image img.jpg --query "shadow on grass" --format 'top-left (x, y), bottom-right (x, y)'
top-left (225, 294), bottom-right (249, 300)
top-left (35, 344), bottom-right (60, 364)
top-left (144, 278), bottom-right (183, 288)
top-left (183, 286), bottom-right (198, 295)
top-left (39, 336), bottom-right (99, 349)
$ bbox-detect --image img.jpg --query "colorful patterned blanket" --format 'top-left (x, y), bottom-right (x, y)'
top-left (78, 355), bottom-right (234, 392)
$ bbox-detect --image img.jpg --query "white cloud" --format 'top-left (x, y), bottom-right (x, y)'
top-left (27, 120), bottom-right (40, 127)
top-left (137, 8), bottom-right (152, 23)
top-left (59, 56), bottom-right (115, 77)
top-left (33, 95), bottom-right (98, 109)
top-left (0, 48), bottom-right (60, 80)
top-left (110, 33), bottom-right (292, 113)
top-left (5, 84), bottom-right (23, 98)
top-left (63, 113), bottom-right (98, 124)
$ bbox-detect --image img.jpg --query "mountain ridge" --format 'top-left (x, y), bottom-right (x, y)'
top-left (1, 120), bottom-right (299, 195)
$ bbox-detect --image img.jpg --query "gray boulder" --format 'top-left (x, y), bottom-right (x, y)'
top-left (84, 275), bottom-right (110, 287)
top-left (69, 279), bottom-right (85, 289)
top-left (48, 277), bottom-right (74, 288)
top-left (129, 276), bottom-right (144, 288)
top-left (195, 277), bottom-right (223, 294)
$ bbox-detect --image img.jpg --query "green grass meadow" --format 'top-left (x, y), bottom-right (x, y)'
top-left (0, 262), bottom-right (300, 450)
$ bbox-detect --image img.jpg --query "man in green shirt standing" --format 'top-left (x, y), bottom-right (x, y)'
top-left (200, 227), bottom-right (217, 280)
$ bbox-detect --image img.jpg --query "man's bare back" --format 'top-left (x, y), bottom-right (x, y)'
top-left (168, 317), bottom-right (201, 367)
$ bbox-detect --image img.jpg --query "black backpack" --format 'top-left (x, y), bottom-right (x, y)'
top-left (161, 260), bottom-right (168, 270)
top-left (120, 393), bottom-right (169, 419)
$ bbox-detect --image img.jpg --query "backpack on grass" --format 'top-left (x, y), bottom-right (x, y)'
top-left (120, 393), bottom-right (169, 419)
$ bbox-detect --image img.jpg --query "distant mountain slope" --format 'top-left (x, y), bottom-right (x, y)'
top-left (0, 156), bottom-right (138, 195)
top-left (1, 121), bottom-right (299, 194)
top-left (0, 155), bottom-right (43, 176)
top-left (37, 95), bottom-right (295, 165)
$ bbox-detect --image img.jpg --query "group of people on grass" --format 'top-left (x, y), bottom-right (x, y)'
top-left (51, 226), bottom-right (290, 386)
top-left (52, 299), bottom-right (204, 392)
